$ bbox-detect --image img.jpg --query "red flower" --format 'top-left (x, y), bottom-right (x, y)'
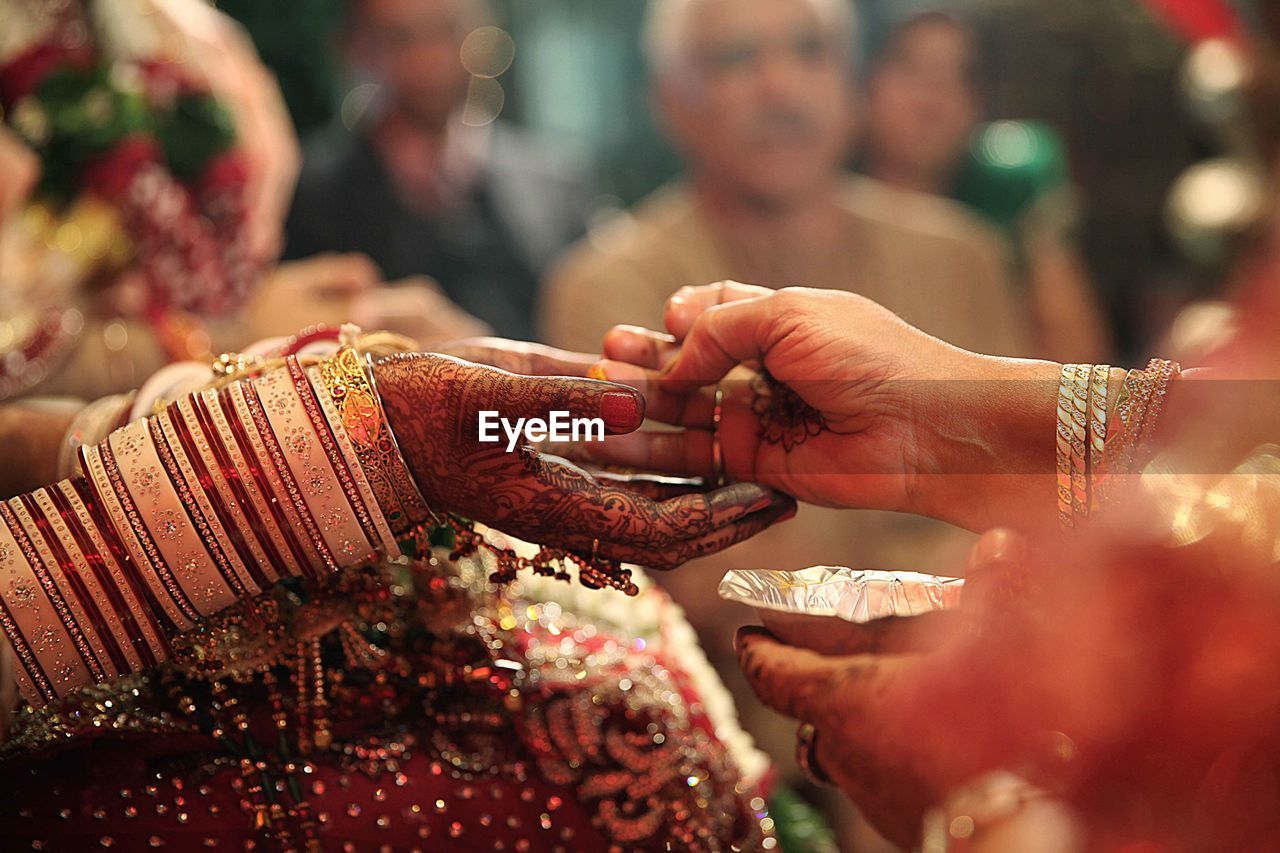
top-left (81, 135), bottom-right (161, 197)
top-left (0, 42), bottom-right (95, 109)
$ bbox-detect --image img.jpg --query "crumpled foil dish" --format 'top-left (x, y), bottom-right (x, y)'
top-left (718, 567), bottom-right (964, 623)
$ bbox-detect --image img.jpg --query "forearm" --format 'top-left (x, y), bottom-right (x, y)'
top-left (913, 356), bottom-right (1202, 533)
top-left (912, 356), bottom-right (1061, 532)
top-left (0, 353), bottom-right (419, 707)
top-left (0, 404), bottom-right (76, 498)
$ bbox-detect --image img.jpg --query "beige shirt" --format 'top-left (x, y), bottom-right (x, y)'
top-left (540, 175), bottom-right (1032, 357)
top-left (538, 175), bottom-right (1034, 589)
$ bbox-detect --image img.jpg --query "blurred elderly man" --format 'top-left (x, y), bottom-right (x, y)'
top-left (541, 0), bottom-right (1030, 359)
top-left (285, 0), bottom-right (593, 340)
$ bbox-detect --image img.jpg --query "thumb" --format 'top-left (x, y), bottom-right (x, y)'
top-left (735, 626), bottom-right (851, 722)
top-left (961, 527), bottom-right (1032, 628)
top-left (659, 295), bottom-right (777, 393)
top-left (663, 281), bottom-right (774, 340)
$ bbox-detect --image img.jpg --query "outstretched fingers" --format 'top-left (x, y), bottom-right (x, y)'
top-left (456, 360), bottom-right (648, 439)
top-left (436, 337), bottom-right (600, 377)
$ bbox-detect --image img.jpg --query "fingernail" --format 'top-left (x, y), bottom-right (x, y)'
top-left (587, 362), bottom-right (608, 381)
top-left (711, 483), bottom-right (769, 511)
top-left (734, 625), bottom-right (771, 654)
top-left (600, 391), bottom-right (642, 427)
top-left (969, 528), bottom-right (1026, 569)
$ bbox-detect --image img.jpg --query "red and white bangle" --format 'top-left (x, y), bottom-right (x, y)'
top-left (0, 351), bottom-right (412, 706)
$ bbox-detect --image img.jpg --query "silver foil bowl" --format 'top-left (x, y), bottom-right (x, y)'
top-left (718, 567), bottom-right (964, 624)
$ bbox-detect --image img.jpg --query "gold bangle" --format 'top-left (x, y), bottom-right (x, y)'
top-left (1057, 363), bottom-right (1115, 528)
top-left (1134, 358), bottom-right (1180, 451)
top-left (317, 346), bottom-right (430, 533)
top-left (1086, 364), bottom-right (1111, 512)
top-left (1054, 367), bottom-right (1077, 531)
top-left (1064, 364), bottom-right (1091, 525)
top-left (1110, 359), bottom-right (1181, 476)
top-left (1110, 368), bottom-right (1145, 475)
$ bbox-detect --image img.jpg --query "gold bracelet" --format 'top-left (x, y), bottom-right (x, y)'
top-left (317, 346), bottom-right (430, 533)
top-left (1054, 367), bottom-right (1077, 531)
top-left (1065, 364), bottom-right (1091, 523)
top-left (1109, 359), bottom-right (1181, 476)
top-left (1057, 363), bottom-right (1116, 528)
top-left (1134, 358), bottom-right (1180, 451)
top-left (1086, 364), bottom-right (1111, 512)
top-left (1110, 368), bottom-right (1144, 475)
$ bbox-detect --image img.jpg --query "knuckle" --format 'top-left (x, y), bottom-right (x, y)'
top-left (772, 287), bottom-right (812, 312)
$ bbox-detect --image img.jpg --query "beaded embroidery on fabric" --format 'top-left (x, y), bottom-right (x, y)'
top-left (0, 543), bottom-right (772, 851)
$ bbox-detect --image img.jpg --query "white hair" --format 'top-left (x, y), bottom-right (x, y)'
top-left (643, 0), bottom-right (857, 81)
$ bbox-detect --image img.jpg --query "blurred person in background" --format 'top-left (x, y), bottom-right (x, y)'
top-left (541, 0), bottom-right (1030, 361)
top-left (860, 10), bottom-right (1114, 363)
top-left (284, 0), bottom-right (594, 340)
top-left (0, 0), bottom-right (483, 403)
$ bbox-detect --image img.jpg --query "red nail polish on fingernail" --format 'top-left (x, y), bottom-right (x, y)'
top-left (600, 391), bottom-right (641, 427)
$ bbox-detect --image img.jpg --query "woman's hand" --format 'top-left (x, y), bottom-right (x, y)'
top-left (238, 256), bottom-right (492, 348)
top-left (736, 529), bottom-right (1028, 847)
top-left (354, 276), bottom-right (492, 346)
top-left (373, 353), bottom-right (796, 569)
top-left (591, 282), bottom-right (1062, 532)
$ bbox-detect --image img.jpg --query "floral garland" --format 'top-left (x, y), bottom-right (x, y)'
top-left (0, 0), bottom-right (261, 319)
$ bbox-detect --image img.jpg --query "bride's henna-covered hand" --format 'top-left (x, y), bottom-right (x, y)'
top-left (433, 339), bottom-right (728, 503)
top-left (373, 353), bottom-right (796, 570)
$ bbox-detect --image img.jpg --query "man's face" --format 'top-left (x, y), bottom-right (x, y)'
top-left (351, 0), bottom-right (472, 129)
top-left (864, 20), bottom-right (981, 182)
top-left (658, 0), bottom-right (855, 207)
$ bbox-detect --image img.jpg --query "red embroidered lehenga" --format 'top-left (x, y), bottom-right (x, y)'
top-left (0, 551), bottom-right (773, 851)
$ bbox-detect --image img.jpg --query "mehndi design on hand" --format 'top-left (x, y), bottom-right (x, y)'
top-left (751, 369), bottom-right (827, 450)
top-left (372, 353), bottom-right (795, 584)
